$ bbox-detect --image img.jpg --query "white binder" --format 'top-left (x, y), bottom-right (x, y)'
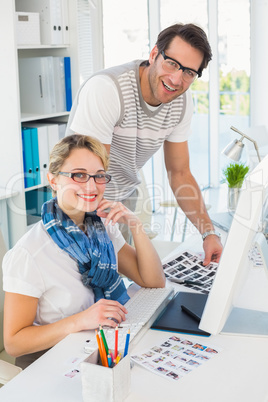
top-left (61, 0), bottom-right (70, 45)
top-left (52, 57), bottom-right (66, 112)
top-left (46, 124), bottom-right (61, 153)
top-left (57, 122), bottom-right (67, 140)
top-left (18, 57), bottom-right (56, 114)
top-left (15, 0), bottom-right (66, 45)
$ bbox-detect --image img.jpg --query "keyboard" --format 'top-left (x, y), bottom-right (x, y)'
top-left (84, 286), bottom-right (174, 354)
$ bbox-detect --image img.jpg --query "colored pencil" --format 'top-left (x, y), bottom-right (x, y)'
top-left (115, 353), bottom-right (122, 364)
top-left (107, 354), bottom-right (112, 367)
top-left (114, 325), bottom-right (118, 360)
top-left (99, 333), bottom-right (109, 367)
top-left (99, 325), bottom-right (109, 355)
top-left (123, 329), bottom-right (130, 357)
top-left (95, 330), bottom-right (106, 367)
top-left (109, 349), bottom-right (114, 362)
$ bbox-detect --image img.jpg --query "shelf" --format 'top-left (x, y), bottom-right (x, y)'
top-left (17, 44), bottom-right (70, 50)
top-left (21, 112), bottom-right (70, 123)
top-left (2, 0), bottom-right (83, 247)
top-left (24, 184), bottom-right (50, 193)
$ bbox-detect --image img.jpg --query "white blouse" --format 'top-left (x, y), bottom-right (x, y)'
top-left (2, 220), bottom-right (125, 326)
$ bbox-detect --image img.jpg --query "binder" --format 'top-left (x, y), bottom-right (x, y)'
top-left (19, 57), bottom-right (56, 114)
top-left (46, 123), bottom-right (60, 153)
top-left (23, 123), bottom-right (50, 185)
top-left (64, 57), bottom-right (72, 111)
top-left (49, 121), bottom-right (66, 139)
top-left (15, 0), bottom-right (63, 45)
top-left (53, 57), bottom-right (66, 112)
top-left (30, 127), bottom-right (41, 186)
top-left (40, 120), bottom-right (67, 142)
top-left (61, 0), bottom-right (70, 45)
top-left (21, 127), bottom-right (34, 188)
top-left (58, 122), bottom-right (67, 139)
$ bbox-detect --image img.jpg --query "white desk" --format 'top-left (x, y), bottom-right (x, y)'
top-left (1, 234), bottom-right (268, 402)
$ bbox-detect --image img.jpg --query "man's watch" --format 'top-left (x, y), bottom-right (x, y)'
top-left (202, 230), bottom-right (221, 241)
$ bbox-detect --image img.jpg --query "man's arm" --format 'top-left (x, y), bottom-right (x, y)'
top-left (164, 140), bottom-right (223, 264)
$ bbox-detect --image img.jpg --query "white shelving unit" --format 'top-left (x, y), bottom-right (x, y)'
top-left (0, 0), bottom-right (103, 247)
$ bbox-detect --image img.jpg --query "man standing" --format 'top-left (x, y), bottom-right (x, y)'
top-left (66, 23), bottom-right (223, 264)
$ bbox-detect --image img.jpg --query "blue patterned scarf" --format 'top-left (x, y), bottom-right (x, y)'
top-left (41, 198), bottom-right (129, 304)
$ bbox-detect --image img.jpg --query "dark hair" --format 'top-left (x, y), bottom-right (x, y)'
top-left (149, 23), bottom-right (212, 76)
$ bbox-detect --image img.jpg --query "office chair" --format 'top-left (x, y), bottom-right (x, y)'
top-left (0, 229), bottom-right (22, 386)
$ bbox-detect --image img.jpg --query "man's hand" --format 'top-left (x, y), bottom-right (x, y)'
top-left (202, 235), bottom-right (223, 265)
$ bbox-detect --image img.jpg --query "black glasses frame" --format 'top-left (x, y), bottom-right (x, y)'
top-left (161, 51), bottom-right (201, 78)
top-left (58, 172), bottom-right (112, 184)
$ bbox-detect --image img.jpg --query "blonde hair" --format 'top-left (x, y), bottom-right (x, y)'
top-left (49, 134), bottom-right (109, 196)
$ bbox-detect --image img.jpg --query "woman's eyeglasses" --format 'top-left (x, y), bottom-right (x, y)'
top-left (58, 172), bottom-right (112, 184)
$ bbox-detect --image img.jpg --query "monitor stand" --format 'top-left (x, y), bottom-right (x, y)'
top-left (222, 232), bottom-right (268, 337)
top-left (222, 307), bottom-right (268, 337)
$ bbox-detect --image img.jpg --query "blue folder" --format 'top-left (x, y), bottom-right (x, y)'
top-left (30, 127), bottom-right (41, 186)
top-left (21, 127), bottom-right (34, 188)
top-left (64, 57), bottom-right (72, 111)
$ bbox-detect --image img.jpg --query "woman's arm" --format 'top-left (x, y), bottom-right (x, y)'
top-left (97, 200), bottom-right (166, 288)
top-left (4, 292), bottom-right (127, 357)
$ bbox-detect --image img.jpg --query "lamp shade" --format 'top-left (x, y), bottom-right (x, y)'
top-left (222, 139), bottom-right (244, 161)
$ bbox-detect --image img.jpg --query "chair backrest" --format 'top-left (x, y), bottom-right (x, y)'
top-left (0, 230), bottom-right (7, 353)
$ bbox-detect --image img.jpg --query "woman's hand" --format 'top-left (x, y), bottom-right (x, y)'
top-left (97, 199), bottom-right (139, 228)
top-left (80, 299), bottom-right (128, 330)
top-left (4, 293), bottom-right (128, 357)
top-left (97, 199), bottom-right (165, 290)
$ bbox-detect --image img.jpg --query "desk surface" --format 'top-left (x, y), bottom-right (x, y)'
top-left (1, 234), bottom-right (268, 402)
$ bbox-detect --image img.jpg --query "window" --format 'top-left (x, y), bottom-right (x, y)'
top-left (102, 0), bottom-right (149, 68)
top-left (218, 0), bottom-right (250, 173)
top-left (101, 0), bottom-right (250, 193)
top-left (160, 0), bottom-right (209, 197)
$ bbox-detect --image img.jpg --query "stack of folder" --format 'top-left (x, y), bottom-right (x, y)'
top-left (15, 0), bottom-right (70, 46)
top-left (18, 56), bottom-right (72, 115)
top-left (21, 122), bottom-right (66, 189)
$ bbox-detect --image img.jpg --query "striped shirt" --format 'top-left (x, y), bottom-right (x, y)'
top-left (67, 60), bottom-right (192, 201)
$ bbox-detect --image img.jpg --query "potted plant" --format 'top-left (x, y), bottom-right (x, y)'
top-left (223, 162), bottom-right (249, 212)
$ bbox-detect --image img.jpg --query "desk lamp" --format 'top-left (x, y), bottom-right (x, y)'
top-left (222, 126), bottom-right (262, 162)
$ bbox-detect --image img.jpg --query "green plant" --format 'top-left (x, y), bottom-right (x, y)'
top-left (223, 163), bottom-right (249, 188)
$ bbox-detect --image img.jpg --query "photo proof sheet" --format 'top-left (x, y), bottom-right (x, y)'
top-left (131, 335), bottom-right (221, 382)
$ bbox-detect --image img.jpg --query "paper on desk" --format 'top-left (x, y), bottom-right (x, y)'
top-left (131, 335), bottom-right (221, 382)
top-left (162, 250), bottom-right (218, 294)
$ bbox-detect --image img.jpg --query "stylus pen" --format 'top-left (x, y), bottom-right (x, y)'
top-left (169, 277), bottom-right (204, 286)
top-left (181, 304), bottom-right (201, 323)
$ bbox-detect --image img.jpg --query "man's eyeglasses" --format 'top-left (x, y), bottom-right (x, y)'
top-left (161, 51), bottom-right (201, 83)
top-left (58, 172), bottom-right (112, 184)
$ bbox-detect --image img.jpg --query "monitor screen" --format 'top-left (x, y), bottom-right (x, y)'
top-left (199, 154), bottom-right (268, 336)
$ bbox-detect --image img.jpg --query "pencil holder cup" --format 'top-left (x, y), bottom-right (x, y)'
top-left (80, 349), bottom-right (131, 402)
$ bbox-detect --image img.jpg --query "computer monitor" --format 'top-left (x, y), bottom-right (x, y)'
top-left (199, 154), bottom-right (268, 337)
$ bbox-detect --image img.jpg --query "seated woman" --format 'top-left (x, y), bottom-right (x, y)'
top-left (2, 134), bottom-right (165, 368)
